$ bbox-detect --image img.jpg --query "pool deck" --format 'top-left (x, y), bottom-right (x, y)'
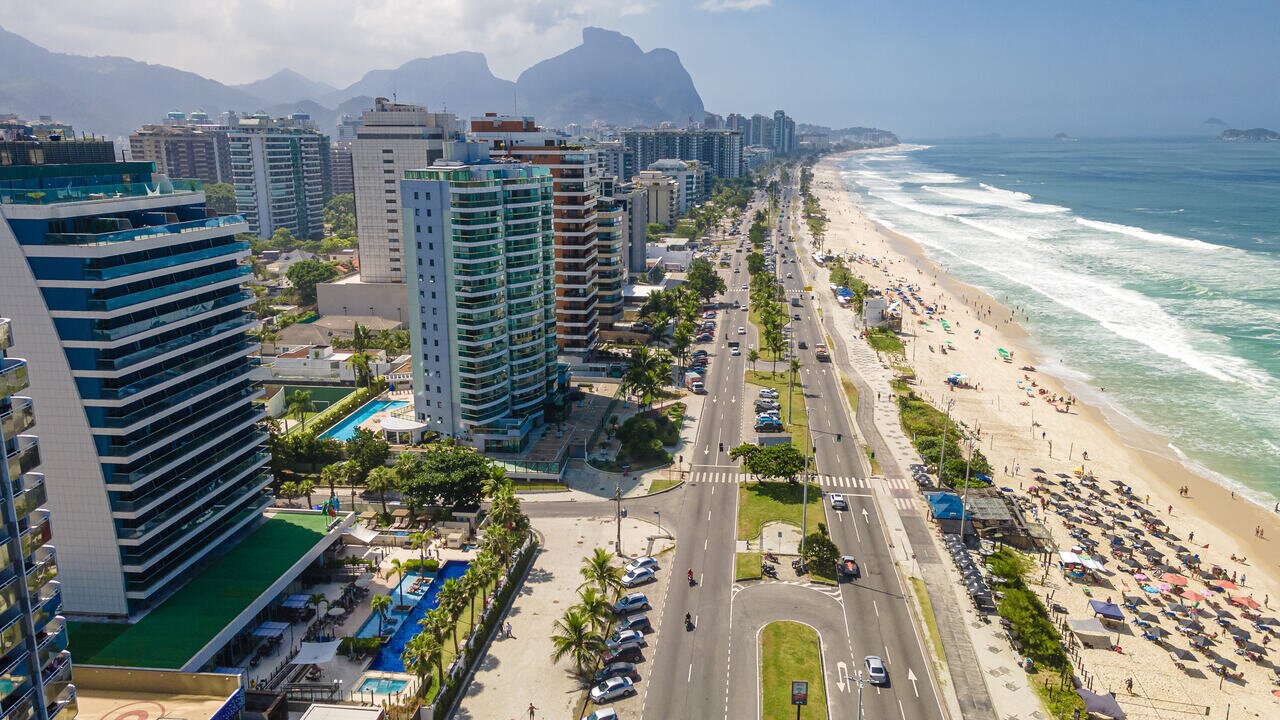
top-left (320, 397), bottom-right (411, 441)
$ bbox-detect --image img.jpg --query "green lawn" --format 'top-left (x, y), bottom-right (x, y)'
top-left (83, 512), bottom-right (333, 668)
top-left (761, 621), bottom-right (828, 720)
top-left (737, 481), bottom-right (823, 541)
top-left (910, 576), bottom-right (946, 664)
top-left (866, 327), bottom-right (905, 355)
top-left (747, 370), bottom-right (808, 451)
top-left (735, 552), bottom-right (763, 581)
top-left (838, 372), bottom-right (859, 413)
top-left (864, 445), bottom-right (882, 475)
top-left (647, 478), bottom-right (682, 494)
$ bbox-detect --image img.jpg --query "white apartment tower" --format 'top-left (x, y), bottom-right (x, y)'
top-left (353, 98), bottom-right (460, 283)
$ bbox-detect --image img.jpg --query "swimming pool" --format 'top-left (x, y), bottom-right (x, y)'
top-left (367, 560), bottom-right (470, 673)
top-left (318, 400), bottom-right (408, 441)
top-left (358, 677), bottom-right (408, 695)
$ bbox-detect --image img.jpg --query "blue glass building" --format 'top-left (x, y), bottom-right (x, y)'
top-left (0, 162), bottom-right (269, 618)
top-left (0, 319), bottom-right (76, 720)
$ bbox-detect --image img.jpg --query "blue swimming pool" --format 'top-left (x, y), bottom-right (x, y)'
top-left (366, 560), bottom-right (470, 673)
top-left (358, 677), bottom-right (408, 694)
top-left (318, 400), bottom-right (408, 441)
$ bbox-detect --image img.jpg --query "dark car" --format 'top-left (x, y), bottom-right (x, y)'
top-left (601, 642), bottom-right (644, 664)
top-left (798, 340), bottom-right (808, 350)
top-left (837, 555), bottom-right (861, 581)
top-left (593, 661), bottom-right (639, 684)
top-left (617, 614), bottom-right (652, 633)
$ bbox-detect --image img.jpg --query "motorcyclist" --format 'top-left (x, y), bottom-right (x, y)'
top-left (685, 612), bottom-right (693, 627)
top-left (687, 568), bottom-right (694, 583)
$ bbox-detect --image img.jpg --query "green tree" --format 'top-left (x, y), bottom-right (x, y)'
top-left (579, 547), bottom-right (623, 598)
top-left (295, 478), bottom-right (316, 507)
top-left (402, 632), bottom-right (442, 696)
top-left (575, 586), bottom-right (613, 635)
top-left (285, 259), bottom-right (338, 305)
top-left (488, 481), bottom-right (529, 536)
top-left (747, 349), bottom-right (760, 373)
top-left (271, 227), bottom-right (299, 250)
top-left (349, 350), bottom-right (374, 388)
top-left (436, 578), bottom-right (468, 654)
top-left (346, 427), bottom-right (390, 481)
top-left (685, 257), bottom-right (727, 303)
top-left (320, 461), bottom-right (348, 501)
top-left (370, 594), bottom-right (392, 635)
top-left (645, 222), bottom-right (666, 237)
top-left (801, 524), bottom-right (840, 571)
top-left (285, 389), bottom-right (314, 429)
top-left (397, 444), bottom-right (495, 510)
top-left (204, 182), bottom-right (238, 215)
top-left (730, 443), bottom-right (806, 483)
top-left (461, 569), bottom-right (484, 632)
top-left (366, 466), bottom-right (396, 516)
top-left (549, 608), bottom-right (605, 678)
top-left (746, 252), bottom-right (766, 276)
top-left (621, 347), bottom-right (668, 409)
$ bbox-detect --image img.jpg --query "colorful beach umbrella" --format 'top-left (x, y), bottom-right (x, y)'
top-left (1161, 573), bottom-right (1189, 586)
top-left (1180, 590), bottom-right (1205, 603)
top-left (1132, 573), bottom-right (1149, 581)
top-left (1211, 579), bottom-right (1237, 590)
top-left (1142, 586), bottom-right (1160, 594)
top-left (1231, 595), bottom-right (1261, 610)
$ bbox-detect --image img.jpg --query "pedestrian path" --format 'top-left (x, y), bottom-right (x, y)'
top-left (686, 471), bottom-right (914, 491)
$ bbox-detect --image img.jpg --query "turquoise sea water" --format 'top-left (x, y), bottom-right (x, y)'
top-left (837, 138), bottom-right (1280, 505)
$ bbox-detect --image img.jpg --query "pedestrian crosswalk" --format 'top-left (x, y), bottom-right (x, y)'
top-left (687, 472), bottom-right (915, 491)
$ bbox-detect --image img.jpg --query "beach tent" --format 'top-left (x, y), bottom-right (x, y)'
top-left (927, 492), bottom-right (965, 520)
top-left (1089, 600), bottom-right (1125, 622)
top-left (1075, 688), bottom-right (1127, 719)
top-left (1068, 618), bottom-right (1114, 649)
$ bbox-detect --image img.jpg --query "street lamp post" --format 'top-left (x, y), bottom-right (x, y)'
top-left (654, 510), bottom-right (663, 536)
top-left (846, 670), bottom-right (865, 720)
top-left (799, 406), bottom-right (813, 562)
top-left (959, 431), bottom-right (975, 544)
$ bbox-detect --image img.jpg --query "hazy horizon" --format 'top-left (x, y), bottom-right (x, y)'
top-left (3, 0), bottom-right (1278, 137)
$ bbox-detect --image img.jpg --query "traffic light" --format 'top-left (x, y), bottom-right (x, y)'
top-left (836, 433), bottom-right (842, 442)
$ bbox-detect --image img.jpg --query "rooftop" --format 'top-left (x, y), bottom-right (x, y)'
top-left (71, 512), bottom-right (336, 669)
top-left (74, 666), bottom-right (242, 720)
top-left (300, 704), bottom-right (385, 720)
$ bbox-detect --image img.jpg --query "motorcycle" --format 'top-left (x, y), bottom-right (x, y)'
top-left (761, 562), bottom-right (778, 578)
top-left (685, 613), bottom-right (694, 631)
top-left (764, 551), bottom-right (779, 564)
top-left (687, 570), bottom-right (696, 587)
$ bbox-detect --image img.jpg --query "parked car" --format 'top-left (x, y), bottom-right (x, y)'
top-left (829, 493), bottom-right (848, 510)
top-left (593, 662), bottom-right (639, 684)
top-left (590, 677), bottom-right (637, 703)
top-left (625, 556), bottom-right (659, 574)
top-left (617, 614), bottom-right (652, 634)
top-left (755, 420), bottom-right (784, 433)
top-left (607, 629), bottom-right (647, 648)
top-left (864, 655), bottom-right (888, 685)
top-left (621, 567), bottom-right (655, 587)
top-left (798, 340), bottom-right (808, 350)
top-left (613, 593), bottom-right (650, 614)
top-left (755, 400), bottom-right (780, 412)
top-left (585, 710), bottom-right (618, 720)
top-left (601, 642), bottom-right (644, 664)
top-left (759, 388), bottom-right (780, 399)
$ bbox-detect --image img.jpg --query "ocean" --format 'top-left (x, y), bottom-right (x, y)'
top-left (836, 138), bottom-right (1280, 505)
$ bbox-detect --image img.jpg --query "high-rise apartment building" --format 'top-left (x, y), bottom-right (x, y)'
top-left (703, 112), bottom-right (724, 130)
top-left (595, 177), bottom-right (631, 328)
top-left (336, 114), bottom-right (362, 142)
top-left (594, 140), bottom-right (629, 182)
top-left (402, 152), bottom-right (562, 452)
top-left (468, 114), bottom-right (601, 356)
top-left (0, 319), bottom-right (77, 720)
top-left (0, 121), bottom-right (115, 167)
top-left (129, 125), bottom-right (231, 185)
top-left (725, 113), bottom-right (748, 135)
top-left (646, 159), bottom-right (705, 213)
top-left (772, 110), bottom-right (796, 155)
top-left (0, 160), bottom-right (268, 618)
top-left (352, 97), bottom-right (460, 284)
top-left (330, 142), bottom-right (354, 197)
top-left (620, 128), bottom-right (744, 179)
top-left (227, 113), bottom-right (331, 240)
top-left (635, 171), bottom-right (680, 229)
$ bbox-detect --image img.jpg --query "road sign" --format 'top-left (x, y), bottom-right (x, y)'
top-left (791, 681), bottom-right (808, 705)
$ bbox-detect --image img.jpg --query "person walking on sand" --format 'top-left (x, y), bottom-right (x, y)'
top-left (528, 704), bottom-right (537, 719)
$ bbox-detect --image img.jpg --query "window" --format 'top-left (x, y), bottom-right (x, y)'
top-left (416, 225), bottom-right (420, 233)
top-left (382, 149), bottom-right (393, 154)
top-left (414, 208), bottom-right (419, 217)
top-left (426, 209), bottom-right (432, 217)
top-left (430, 291), bottom-right (436, 299)
top-left (383, 159), bottom-right (394, 164)
top-left (428, 259), bottom-right (435, 267)
top-left (433, 339), bottom-right (439, 347)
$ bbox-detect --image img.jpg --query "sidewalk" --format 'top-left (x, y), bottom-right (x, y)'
top-left (454, 515), bottom-right (674, 720)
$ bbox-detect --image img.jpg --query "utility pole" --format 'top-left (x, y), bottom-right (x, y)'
top-left (938, 398), bottom-right (954, 478)
top-left (799, 407), bottom-right (813, 562)
top-left (959, 432), bottom-right (974, 544)
top-left (846, 671), bottom-right (865, 720)
top-left (614, 480), bottom-right (623, 556)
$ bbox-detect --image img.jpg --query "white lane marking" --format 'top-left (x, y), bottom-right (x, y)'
top-left (873, 600), bottom-right (879, 618)
top-left (704, 538), bottom-right (708, 550)
top-left (899, 698), bottom-right (907, 720)
top-left (885, 644), bottom-right (892, 665)
top-left (688, 663), bottom-right (693, 682)
top-left (699, 572), bottom-right (704, 585)
top-left (707, 509), bottom-right (712, 521)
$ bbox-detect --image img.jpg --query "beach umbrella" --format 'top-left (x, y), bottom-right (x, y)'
top-left (1142, 586), bottom-right (1161, 594)
top-left (1211, 579), bottom-right (1237, 590)
top-left (1226, 625), bottom-right (1251, 639)
top-left (1180, 590), bottom-right (1205, 603)
top-left (1231, 595), bottom-right (1262, 610)
top-left (1161, 573), bottom-right (1189, 586)
top-left (1132, 573), bottom-right (1149, 581)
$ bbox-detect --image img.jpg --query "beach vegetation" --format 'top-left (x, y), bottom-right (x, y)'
top-left (896, 391), bottom-right (992, 486)
top-left (866, 326), bottom-right (905, 356)
top-left (827, 258), bottom-right (869, 310)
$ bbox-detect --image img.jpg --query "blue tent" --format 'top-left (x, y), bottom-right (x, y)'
top-left (1089, 600), bottom-right (1125, 621)
top-left (926, 492), bottom-right (964, 520)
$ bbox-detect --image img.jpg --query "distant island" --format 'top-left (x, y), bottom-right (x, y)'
top-left (1053, 132), bottom-right (1077, 142)
top-left (1217, 128), bottom-right (1279, 142)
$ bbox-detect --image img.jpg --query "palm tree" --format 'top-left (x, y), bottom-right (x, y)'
top-left (252, 325), bottom-right (280, 354)
top-left (370, 594), bottom-right (392, 635)
top-left (460, 570), bottom-right (483, 633)
top-left (308, 592), bottom-right (330, 622)
top-left (436, 579), bottom-right (467, 653)
top-left (789, 358), bottom-right (802, 385)
top-left (408, 530), bottom-right (431, 564)
top-left (349, 351), bottom-right (374, 388)
top-left (481, 466), bottom-right (510, 499)
top-left (488, 483), bottom-right (528, 535)
top-left (351, 322), bottom-right (374, 352)
top-left (747, 349), bottom-right (760, 374)
top-left (647, 312), bottom-right (672, 348)
top-left (277, 481), bottom-right (299, 507)
top-left (622, 347), bottom-right (668, 409)
top-left (482, 525), bottom-right (517, 566)
top-left (402, 632), bottom-right (442, 697)
top-left (471, 552), bottom-right (500, 612)
top-left (285, 389), bottom-right (314, 430)
top-left (419, 608), bottom-right (452, 662)
top-left (389, 558), bottom-right (406, 607)
top-left (579, 547), bottom-right (623, 598)
top-left (575, 586), bottom-right (613, 635)
top-left (320, 461), bottom-right (346, 501)
top-left (549, 608), bottom-right (605, 678)
top-left (296, 478), bottom-right (316, 508)
top-left (366, 466), bottom-right (396, 516)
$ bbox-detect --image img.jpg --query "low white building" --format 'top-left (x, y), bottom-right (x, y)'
top-left (261, 344), bottom-right (395, 383)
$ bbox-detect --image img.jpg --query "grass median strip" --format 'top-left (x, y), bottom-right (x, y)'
top-left (760, 621), bottom-right (828, 720)
top-left (910, 576), bottom-right (946, 664)
top-left (746, 369), bottom-right (808, 451)
top-left (737, 481), bottom-right (823, 541)
top-left (647, 477), bottom-right (682, 494)
top-left (735, 551), bottom-right (763, 581)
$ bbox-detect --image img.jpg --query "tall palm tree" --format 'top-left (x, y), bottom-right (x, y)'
top-left (389, 558), bottom-right (406, 606)
top-left (285, 390), bottom-right (313, 430)
top-left (320, 461), bottom-right (346, 501)
top-left (482, 525), bottom-right (517, 566)
top-left (575, 586), bottom-right (613, 635)
top-left (366, 466), bottom-right (396, 516)
top-left (471, 552), bottom-right (500, 611)
top-left (579, 547), bottom-right (623, 598)
top-left (408, 530), bottom-right (431, 564)
top-left (488, 483), bottom-right (527, 535)
top-left (296, 479), bottom-right (316, 507)
top-left (308, 591), bottom-right (329, 617)
top-left (349, 351), bottom-right (374, 388)
top-left (622, 347), bottom-right (668, 410)
top-left (370, 594), bottom-right (392, 635)
top-left (436, 578), bottom-right (467, 653)
top-left (252, 325), bottom-right (280, 354)
top-left (420, 607), bottom-right (452, 661)
top-left (549, 608), bottom-right (605, 679)
top-left (402, 632), bottom-right (442, 697)
top-left (789, 358), bottom-right (802, 385)
top-left (482, 466), bottom-right (511, 499)
top-left (460, 570), bottom-right (483, 633)
top-left (747, 349), bottom-right (760, 374)
top-left (351, 322), bottom-right (374, 352)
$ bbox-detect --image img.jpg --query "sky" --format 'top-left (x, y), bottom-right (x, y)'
top-left (4, 0), bottom-right (1279, 138)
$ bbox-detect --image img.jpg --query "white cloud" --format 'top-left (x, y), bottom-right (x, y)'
top-left (698, 0), bottom-right (772, 11)
top-left (2, 0), bottom-right (653, 87)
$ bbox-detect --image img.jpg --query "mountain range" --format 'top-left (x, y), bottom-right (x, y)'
top-left (0, 25), bottom-right (704, 138)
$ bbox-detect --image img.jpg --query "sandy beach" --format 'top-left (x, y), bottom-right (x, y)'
top-left (812, 151), bottom-right (1280, 716)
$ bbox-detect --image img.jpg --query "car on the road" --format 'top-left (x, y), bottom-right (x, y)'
top-left (585, 710), bottom-right (617, 720)
top-left (590, 677), bottom-right (637, 703)
top-left (613, 592), bottom-right (650, 614)
top-left (624, 556), bottom-right (659, 574)
top-left (759, 388), bottom-right (780, 399)
top-left (798, 340), bottom-right (808, 350)
top-left (730, 347), bottom-right (741, 356)
top-left (829, 493), bottom-right (848, 510)
top-left (793, 313), bottom-right (801, 320)
top-left (737, 326), bottom-right (746, 335)
top-left (600, 642), bottom-right (644, 664)
top-left (607, 629), bottom-right (647, 648)
top-left (838, 555), bottom-right (861, 581)
top-left (733, 267), bottom-right (740, 273)
top-left (617, 614), bottom-right (652, 633)
top-left (864, 655), bottom-right (888, 685)
top-left (620, 567), bottom-right (655, 587)
top-left (593, 661), bottom-right (639, 684)
top-left (786, 272), bottom-right (793, 278)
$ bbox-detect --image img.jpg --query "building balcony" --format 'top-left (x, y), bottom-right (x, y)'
top-left (5, 436), bottom-right (39, 483)
top-left (0, 178), bottom-right (202, 207)
top-left (0, 396), bottom-right (34, 439)
top-left (0, 358), bottom-right (29, 398)
top-left (43, 215), bottom-right (245, 247)
top-left (87, 266), bottom-right (251, 313)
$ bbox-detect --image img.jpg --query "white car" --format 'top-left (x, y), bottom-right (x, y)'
top-left (730, 347), bottom-right (741, 356)
top-left (607, 629), bottom-right (647, 648)
top-left (865, 655), bottom-right (888, 685)
top-left (759, 388), bottom-right (780, 399)
top-left (737, 326), bottom-right (746, 335)
top-left (621, 567), bottom-right (655, 587)
top-left (829, 493), bottom-right (848, 510)
top-left (590, 677), bottom-right (637, 703)
top-left (625, 556), bottom-right (659, 574)
top-left (585, 710), bottom-right (618, 720)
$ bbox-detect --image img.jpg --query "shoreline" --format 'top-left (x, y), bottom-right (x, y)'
top-left (814, 146), bottom-right (1280, 607)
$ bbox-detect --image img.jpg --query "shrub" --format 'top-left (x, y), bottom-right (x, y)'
top-left (402, 558), bottom-right (440, 574)
top-left (304, 382), bottom-right (385, 435)
top-left (339, 636), bottom-right (382, 655)
top-left (615, 411), bottom-right (680, 464)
